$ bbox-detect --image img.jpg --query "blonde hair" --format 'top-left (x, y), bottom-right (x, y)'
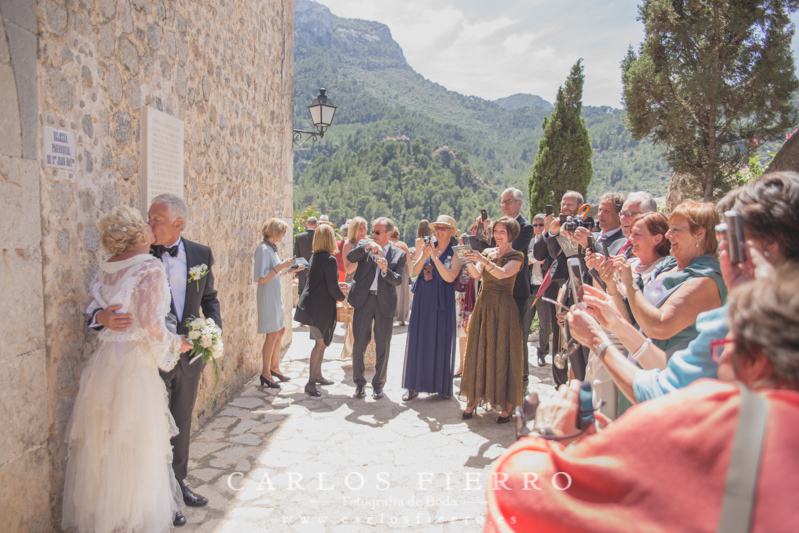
top-left (348, 217), bottom-right (367, 244)
top-left (98, 205), bottom-right (148, 255)
top-left (262, 218), bottom-right (289, 241)
top-left (312, 224), bottom-right (338, 254)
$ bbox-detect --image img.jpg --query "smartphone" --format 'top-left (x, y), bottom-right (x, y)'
top-left (481, 209), bottom-right (488, 222)
top-left (575, 381), bottom-right (595, 430)
top-left (546, 204), bottom-right (553, 216)
top-left (567, 257), bottom-right (585, 304)
top-left (724, 210), bottom-right (746, 265)
top-left (586, 236), bottom-right (594, 252)
top-left (601, 240), bottom-right (610, 257)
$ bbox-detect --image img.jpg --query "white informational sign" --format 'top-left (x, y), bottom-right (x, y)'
top-left (44, 127), bottom-right (76, 170)
top-left (140, 106), bottom-right (184, 212)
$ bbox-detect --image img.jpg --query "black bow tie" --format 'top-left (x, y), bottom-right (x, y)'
top-left (151, 244), bottom-right (179, 257)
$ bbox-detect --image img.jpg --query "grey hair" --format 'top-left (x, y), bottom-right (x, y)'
top-left (503, 188), bottom-right (524, 203)
top-left (151, 193), bottom-right (190, 229)
top-left (562, 190), bottom-right (585, 205)
top-left (533, 213), bottom-right (546, 221)
top-left (306, 216), bottom-right (318, 226)
top-left (625, 191), bottom-right (658, 213)
top-left (373, 217), bottom-right (395, 235)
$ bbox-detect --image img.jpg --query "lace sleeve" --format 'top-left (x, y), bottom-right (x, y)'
top-left (131, 264), bottom-right (184, 372)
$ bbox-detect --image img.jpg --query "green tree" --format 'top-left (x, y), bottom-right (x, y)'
top-left (528, 60), bottom-right (593, 216)
top-left (622, 0), bottom-right (799, 201)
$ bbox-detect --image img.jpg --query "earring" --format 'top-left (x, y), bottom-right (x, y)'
top-left (695, 241), bottom-right (699, 248)
top-left (764, 250), bottom-right (771, 257)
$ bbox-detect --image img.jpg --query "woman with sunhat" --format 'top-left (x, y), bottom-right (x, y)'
top-left (401, 215), bottom-right (462, 400)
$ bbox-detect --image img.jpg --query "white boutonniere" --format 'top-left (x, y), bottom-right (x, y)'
top-left (188, 264), bottom-right (209, 290)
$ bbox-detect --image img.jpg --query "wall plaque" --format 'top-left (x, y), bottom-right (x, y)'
top-left (140, 106), bottom-right (184, 212)
top-left (44, 127), bottom-right (76, 170)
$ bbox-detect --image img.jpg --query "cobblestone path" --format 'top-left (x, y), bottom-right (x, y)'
top-left (180, 322), bottom-right (556, 532)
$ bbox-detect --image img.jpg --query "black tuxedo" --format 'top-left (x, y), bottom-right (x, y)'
top-left (293, 229), bottom-right (314, 297)
top-left (346, 240), bottom-right (405, 389)
top-left (158, 237), bottom-right (221, 482)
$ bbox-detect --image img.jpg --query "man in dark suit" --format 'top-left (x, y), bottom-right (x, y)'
top-left (90, 194), bottom-right (221, 527)
top-left (479, 188), bottom-right (534, 389)
top-left (293, 216), bottom-right (317, 299)
top-left (346, 217), bottom-right (406, 400)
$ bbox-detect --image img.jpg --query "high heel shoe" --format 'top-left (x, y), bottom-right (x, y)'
top-left (315, 376), bottom-right (334, 386)
top-left (271, 370), bottom-right (290, 382)
top-left (462, 407), bottom-right (474, 420)
top-left (497, 413), bottom-right (511, 424)
top-left (260, 374), bottom-right (280, 389)
top-left (305, 384), bottom-right (321, 397)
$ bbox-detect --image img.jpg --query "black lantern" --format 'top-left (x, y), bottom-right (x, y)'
top-left (293, 88), bottom-right (337, 146)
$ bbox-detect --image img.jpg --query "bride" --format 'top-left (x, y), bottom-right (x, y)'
top-left (62, 206), bottom-right (193, 532)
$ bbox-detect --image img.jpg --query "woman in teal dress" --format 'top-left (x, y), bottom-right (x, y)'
top-left (254, 218), bottom-right (303, 388)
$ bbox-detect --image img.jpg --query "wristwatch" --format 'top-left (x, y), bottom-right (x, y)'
top-left (594, 340), bottom-right (613, 357)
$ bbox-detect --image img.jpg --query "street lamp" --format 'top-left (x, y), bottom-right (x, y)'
top-left (293, 88), bottom-right (338, 146)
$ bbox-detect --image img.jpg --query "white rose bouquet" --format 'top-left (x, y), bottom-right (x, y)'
top-left (185, 316), bottom-right (224, 400)
top-left (188, 264), bottom-right (209, 290)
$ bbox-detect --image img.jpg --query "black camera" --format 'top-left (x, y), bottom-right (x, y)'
top-left (563, 215), bottom-right (595, 233)
top-left (424, 236), bottom-right (432, 244)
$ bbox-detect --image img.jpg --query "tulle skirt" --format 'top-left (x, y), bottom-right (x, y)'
top-left (62, 340), bottom-right (184, 533)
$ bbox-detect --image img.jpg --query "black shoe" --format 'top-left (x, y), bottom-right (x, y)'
top-left (173, 510), bottom-right (187, 526)
top-left (180, 484), bottom-right (208, 507)
top-left (305, 384), bottom-right (321, 397)
top-left (271, 370), bottom-right (291, 382)
top-left (462, 409), bottom-right (474, 420)
top-left (454, 371), bottom-right (462, 378)
top-left (402, 390), bottom-right (418, 401)
top-left (354, 385), bottom-right (365, 398)
top-left (497, 414), bottom-right (511, 424)
top-left (315, 376), bottom-right (334, 386)
top-left (259, 374), bottom-right (280, 389)
top-left (538, 354), bottom-right (548, 366)
top-left (373, 388), bottom-right (384, 400)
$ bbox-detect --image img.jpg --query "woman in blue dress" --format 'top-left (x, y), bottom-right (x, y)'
top-left (402, 215), bottom-right (462, 400)
top-left (254, 218), bottom-right (304, 389)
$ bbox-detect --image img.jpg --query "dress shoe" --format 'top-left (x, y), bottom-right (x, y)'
top-left (373, 388), bottom-right (384, 400)
top-left (271, 370), bottom-right (291, 382)
top-left (462, 409), bottom-right (474, 420)
top-left (305, 384), bottom-right (321, 397)
top-left (354, 385), bottom-right (366, 398)
top-left (173, 511), bottom-right (187, 527)
top-left (402, 389), bottom-right (418, 401)
top-left (315, 376), bottom-right (334, 386)
top-left (181, 484), bottom-right (209, 507)
top-left (538, 354), bottom-right (548, 366)
top-left (259, 374), bottom-right (280, 389)
top-left (497, 414), bottom-right (511, 424)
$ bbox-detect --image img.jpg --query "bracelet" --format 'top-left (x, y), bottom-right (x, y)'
top-left (606, 285), bottom-right (618, 297)
top-left (594, 340), bottom-right (613, 357)
top-left (631, 338), bottom-right (651, 360)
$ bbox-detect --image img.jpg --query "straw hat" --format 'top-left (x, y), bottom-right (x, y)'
top-left (431, 215), bottom-right (458, 233)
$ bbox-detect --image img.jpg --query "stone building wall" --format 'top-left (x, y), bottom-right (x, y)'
top-left (1, 0), bottom-right (295, 529)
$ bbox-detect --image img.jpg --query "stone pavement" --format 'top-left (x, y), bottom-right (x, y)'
top-left (180, 321), bottom-right (556, 532)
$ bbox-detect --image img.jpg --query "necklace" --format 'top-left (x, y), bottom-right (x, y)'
top-left (635, 258), bottom-right (659, 271)
top-left (263, 240), bottom-right (278, 253)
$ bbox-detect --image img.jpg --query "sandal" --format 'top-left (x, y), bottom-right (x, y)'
top-left (402, 390), bottom-right (418, 401)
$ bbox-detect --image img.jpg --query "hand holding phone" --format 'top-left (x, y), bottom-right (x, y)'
top-left (546, 204), bottom-right (553, 216)
top-left (567, 257), bottom-right (585, 304)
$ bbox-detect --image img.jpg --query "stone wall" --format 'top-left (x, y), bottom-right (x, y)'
top-left (2, 0), bottom-right (295, 529)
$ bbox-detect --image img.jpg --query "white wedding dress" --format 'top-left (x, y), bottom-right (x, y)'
top-left (62, 254), bottom-right (185, 533)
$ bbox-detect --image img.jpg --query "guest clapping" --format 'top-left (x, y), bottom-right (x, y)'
top-left (460, 217), bottom-right (524, 423)
top-left (294, 225), bottom-right (349, 396)
top-left (402, 216), bottom-right (462, 401)
top-left (254, 218), bottom-right (305, 388)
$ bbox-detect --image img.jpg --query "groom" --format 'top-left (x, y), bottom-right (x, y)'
top-left (91, 193), bottom-right (222, 526)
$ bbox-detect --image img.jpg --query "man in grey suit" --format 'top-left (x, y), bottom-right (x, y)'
top-left (293, 216), bottom-right (317, 299)
top-left (346, 217), bottom-right (406, 400)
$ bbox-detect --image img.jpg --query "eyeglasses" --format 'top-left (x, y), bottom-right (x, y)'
top-left (372, 230), bottom-right (383, 236)
top-left (621, 211), bottom-right (641, 219)
top-left (533, 223), bottom-right (545, 227)
top-left (710, 338), bottom-right (737, 362)
top-left (501, 199), bottom-right (520, 206)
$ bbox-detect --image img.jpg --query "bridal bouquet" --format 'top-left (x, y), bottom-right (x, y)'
top-left (185, 316), bottom-right (224, 399)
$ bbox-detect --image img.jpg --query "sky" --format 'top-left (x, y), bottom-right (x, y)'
top-left (312, 0), bottom-right (799, 109)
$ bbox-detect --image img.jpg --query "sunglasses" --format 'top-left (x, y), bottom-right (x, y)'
top-left (372, 230), bottom-right (383, 235)
top-left (501, 199), bottom-right (520, 206)
top-left (533, 223), bottom-right (545, 227)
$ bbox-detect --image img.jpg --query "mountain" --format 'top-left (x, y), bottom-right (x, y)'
top-left (292, 0), bottom-right (671, 241)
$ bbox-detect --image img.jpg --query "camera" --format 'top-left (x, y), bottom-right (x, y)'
top-left (563, 214), bottom-right (595, 233)
top-left (424, 235), bottom-right (432, 244)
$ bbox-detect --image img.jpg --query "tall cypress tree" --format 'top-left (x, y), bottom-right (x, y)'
top-left (528, 60), bottom-right (593, 217)
top-left (622, 0), bottom-right (799, 201)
